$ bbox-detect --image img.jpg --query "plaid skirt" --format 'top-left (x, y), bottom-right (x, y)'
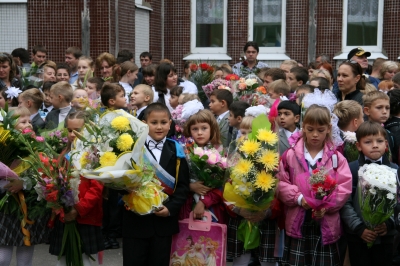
top-left (0, 212), bottom-right (50, 246)
top-left (227, 216), bottom-right (281, 263)
top-left (282, 221), bottom-right (339, 266)
top-left (49, 219), bottom-right (105, 256)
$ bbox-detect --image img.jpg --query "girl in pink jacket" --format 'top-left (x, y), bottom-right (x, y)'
top-left (277, 105), bottom-right (352, 266)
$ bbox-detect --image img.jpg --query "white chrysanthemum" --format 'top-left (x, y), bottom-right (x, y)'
top-left (369, 188), bottom-right (376, 195)
top-left (343, 131), bottom-right (357, 144)
top-left (387, 193), bottom-right (395, 200)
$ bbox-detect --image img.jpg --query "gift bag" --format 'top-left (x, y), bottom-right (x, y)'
top-left (170, 212), bottom-right (227, 266)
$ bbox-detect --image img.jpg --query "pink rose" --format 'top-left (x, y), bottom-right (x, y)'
top-left (219, 157), bottom-right (228, 169)
top-left (36, 136), bottom-right (45, 142)
top-left (206, 152), bottom-right (221, 165)
top-left (238, 83), bottom-right (247, 91)
top-left (193, 147), bottom-right (204, 157)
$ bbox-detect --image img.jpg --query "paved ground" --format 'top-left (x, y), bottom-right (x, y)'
top-left (10, 239), bottom-right (234, 265)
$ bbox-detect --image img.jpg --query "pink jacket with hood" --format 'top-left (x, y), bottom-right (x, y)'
top-left (277, 135), bottom-right (352, 245)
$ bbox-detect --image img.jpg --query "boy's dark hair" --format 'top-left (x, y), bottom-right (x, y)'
top-left (243, 41), bottom-right (259, 53)
top-left (264, 68), bottom-right (286, 81)
top-left (42, 81), bottom-right (57, 92)
top-left (290, 66), bottom-right (309, 84)
top-left (100, 83), bottom-right (124, 107)
top-left (142, 102), bottom-right (171, 120)
top-left (278, 100), bottom-right (301, 116)
top-left (140, 51), bottom-right (152, 60)
top-left (210, 89), bottom-right (233, 107)
top-left (32, 45), bottom-right (47, 55)
top-left (11, 48), bottom-right (30, 63)
top-left (387, 89), bottom-right (400, 116)
top-left (56, 63), bottom-right (71, 75)
top-left (297, 84), bottom-right (315, 93)
top-left (65, 47), bottom-right (83, 59)
top-left (310, 77), bottom-right (330, 91)
top-left (356, 121), bottom-right (387, 141)
top-left (87, 77), bottom-right (105, 92)
top-left (117, 49), bottom-right (134, 64)
top-left (142, 63), bottom-right (158, 77)
top-left (229, 101), bottom-right (250, 118)
top-left (170, 86), bottom-right (183, 97)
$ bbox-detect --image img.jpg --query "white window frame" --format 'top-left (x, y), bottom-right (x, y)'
top-left (248, 0), bottom-right (289, 60)
top-left (335, 0), bottom-right (385, 60)
top-left (189, 0), bottom-right (228, 55)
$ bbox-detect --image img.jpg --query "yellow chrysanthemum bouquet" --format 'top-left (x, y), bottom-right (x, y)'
top-left (71, 110), bottom-right (168, 214)
top-left (223, 114), bottom-right (279, 249)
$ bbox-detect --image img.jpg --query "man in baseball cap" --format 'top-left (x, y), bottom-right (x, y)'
top-left (347, 47), bottom-right (379, 88)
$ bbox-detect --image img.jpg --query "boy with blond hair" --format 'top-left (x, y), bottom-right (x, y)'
top-left (130, 84), bottom-right (154, 120)
top-left (363, 90), bottom-right (398, 164)
top-left (45, 81), bottom-right (74, 129)
top-left (267, 79), bottom-right (290, 100)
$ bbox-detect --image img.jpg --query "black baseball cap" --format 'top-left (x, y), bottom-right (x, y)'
top-left (347, 47), bottom-right (371, 60)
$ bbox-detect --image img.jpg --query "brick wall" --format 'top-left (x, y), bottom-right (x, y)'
top-left (87, 1), bottom-right (110, 59)
top-left (148, 0), bottom-right (163, 64)
top-left (28, 0), bottom-right (82, 62)
top-left (383, 0), bottom-right (400, 61)
top-left (117, 0), bottom-right (136, 57)
top-left (227, 0), bottom-right (248, 66)
top-left (315, 1), bottom-right (343, 64)
top-left (285, 0), bottom-right (309, 65)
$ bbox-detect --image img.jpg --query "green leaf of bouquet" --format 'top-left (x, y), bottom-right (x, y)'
top-left (249, 114), bottom-right (270, 141)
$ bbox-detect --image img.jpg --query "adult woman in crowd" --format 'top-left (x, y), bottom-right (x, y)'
top-left (317, 62), bottom-right (334, 89)
top-left (379, 61), bottom-right (398, 81)
top-left (336, 61), bottom-right (365, 105)
top-left (41, 61), bottom-right (57, 83)
top-left (96, 52), bottom-right (117, 82)
top-left (0, 52), bottom-right (17, 88)
top-left (153, 62), bottom-right (178, 112)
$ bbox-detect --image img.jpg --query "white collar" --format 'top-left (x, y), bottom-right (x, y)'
top-left (283, 128), bottom-right (298, 139)
top-left (30, 112), bottom-right (39, 121)
top-left (59, 105), bottom-right (72, 114)
top-left (146, 135), bottom-right (166, 145)
top-left (304, 143), bottom-right (324, 167)
top-left (364, 156), bottom-right (382, 163)
top-left (218, 110), bottom-right (229, 122)
top-left (137, 106), bottom-right (147, 117)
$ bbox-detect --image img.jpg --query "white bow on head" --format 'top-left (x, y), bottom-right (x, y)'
top-left (5, 87), bottom-right (22, 99)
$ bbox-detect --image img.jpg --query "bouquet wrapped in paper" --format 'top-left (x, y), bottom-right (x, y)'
top-left (72, 110), bottom-right (168, 215)
top-left (342, 131), bottom-right (359, 162)
top-left (234, 74), bottom-right (262, 101)
top-left (223, 114), bottom-right (279, 249)
top-left (358, 163), bottom-right (398, 247)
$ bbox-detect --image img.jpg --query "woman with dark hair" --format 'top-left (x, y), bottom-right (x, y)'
top-left (142, 63), bottom-right (158, 87)
top-left (336, 61), bottom-right (365, 105)
top-left (0, 52), bottom-right (17, 88)
top-left (153, 62), bottom-right (178, 112)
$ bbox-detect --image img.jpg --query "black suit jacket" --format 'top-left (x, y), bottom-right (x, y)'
top-left (122, 139), bottom-right (190, 238)
top-left (45, 107), bottom-right (75, 130)
top-left (31, 113), bottom-right (45, 135)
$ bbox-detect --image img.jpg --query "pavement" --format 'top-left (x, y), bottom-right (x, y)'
top-left (10, 239), bottom-right (234, 266)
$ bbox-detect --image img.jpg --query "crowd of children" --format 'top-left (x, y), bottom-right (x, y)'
top-left (2, 46), bottom-right (400, 266)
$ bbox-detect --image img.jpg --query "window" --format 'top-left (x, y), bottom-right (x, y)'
top-left (248, 0), bottom-right (287, 55)
top-left (342, 0), bottom-right (383, 52)
top-left (187, 0), bottom-right (229, 59)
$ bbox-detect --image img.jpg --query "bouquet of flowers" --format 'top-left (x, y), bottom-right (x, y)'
top-left (358, 163), bottom-right (398, 247)
top-left (186, 144), bottom-right (227, 188)
top-left (189, 62), bottom-right (217, 103)
top-left (44, 129), bottom-right (69, 154)
top-left (18, 65), bottom-right (44, 89)
top-left (223, 114), bottom-right (279, 249)
top-left (343, 131), bottom-right (359, 162)
top-left (171, 105), bottom-right (186, 144)
top-left (202, 78), bottom-right (233, 99)
top-left (72, 110), bottom-right (168, 215)
top-left (225, 74), bottom-right (240, 82)
top-left (300, 167), bottom-right (338, 219)
top-left (235, 75), bottom-right (262, 100)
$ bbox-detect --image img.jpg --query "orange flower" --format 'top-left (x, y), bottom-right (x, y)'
top-left (256, 86), bottom-right (267, 94)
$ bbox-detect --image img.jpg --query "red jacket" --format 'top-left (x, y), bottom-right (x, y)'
top-left (74, 177), bottom-right (104, 226)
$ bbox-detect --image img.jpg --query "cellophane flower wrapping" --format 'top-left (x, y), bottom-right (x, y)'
top-left (72, 110), bottom-right (168, 215)
top-left (298, 167), bottom-right (338, 220)
top-left (223, 114), bottom-right (279, 249)
top-left (358, 163), bottom-right (398, 247)
top-left (186, 143), bottom-right (227, 189)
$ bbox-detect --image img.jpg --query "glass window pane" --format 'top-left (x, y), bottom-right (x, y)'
top-left (196, 0), bottom-right (224, 47)
top-left (253, 0), bottom-right (282, 47)
top-left (347, 0), bottom-right (378, 46)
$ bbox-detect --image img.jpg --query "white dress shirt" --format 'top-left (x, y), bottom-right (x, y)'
top-left (146, 136), bottom-right (166, 163)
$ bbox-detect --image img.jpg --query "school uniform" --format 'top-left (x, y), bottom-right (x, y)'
top-left (278, 128), bottom-right (298, 156)
top-left (122, 137), bottom-right (190, 266)
top-left (30, 112), bottom-right (45, 135)
top-left (341, 154), bottom-right (398, 266)
top-left (217, 111), bottom-right (232, 148)
top-left (45, 106), bottom-right (75, 130)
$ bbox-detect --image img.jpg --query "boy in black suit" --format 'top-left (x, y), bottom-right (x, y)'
top-left (44, 81), bottom-right (74, 129)
top-left (122, 103), bottom-right (190, 266)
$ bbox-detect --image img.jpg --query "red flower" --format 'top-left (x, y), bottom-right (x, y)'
top-left (45, 184), bottom-right (55, 190)
top-left (46, 190), bottom-right (58, 202)
top-left (39, 153), bottom-right (50, 166)
top-left (242, 61), bottom-right (248, 67)
top-left (207, 66), bottom-right (215, 73)
top-left (312, 169), bottom-right (319, 174)
top-left (189, 63), bottom-right (198, 72)
top-left (199, 63), bottom-right (210, 71)
top-left (225, 74), bottom-right (240, 81)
